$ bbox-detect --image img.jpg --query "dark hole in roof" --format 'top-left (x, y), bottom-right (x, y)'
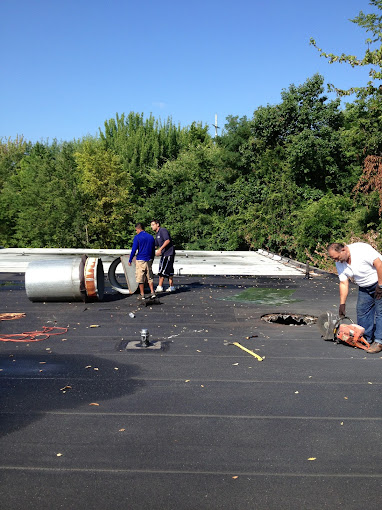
top-left (261, 313), bottom-right (317, 325)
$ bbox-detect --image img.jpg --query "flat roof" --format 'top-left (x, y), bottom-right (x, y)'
top-left (1, 261), bottom-right (380, 509)
top-left (0, 248), bottom-right (308, 276)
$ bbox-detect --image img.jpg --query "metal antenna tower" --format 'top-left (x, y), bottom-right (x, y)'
top-left (212, 113), bottom-right (220, 138)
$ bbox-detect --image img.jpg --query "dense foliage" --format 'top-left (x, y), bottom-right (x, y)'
top-left (311, 0), bottom-right (382, 97)
top-left (3, 3), bottom-right (382, 270)
top-left (1, 73), bottom-right (382, 269)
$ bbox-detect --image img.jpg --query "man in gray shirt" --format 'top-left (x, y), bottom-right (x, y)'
top-left (150, 220), bottom-right (175, 293)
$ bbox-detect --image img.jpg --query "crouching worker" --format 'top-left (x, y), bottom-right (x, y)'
top-left (328, 242), bottom-right (382, 353)
top-left (128, 223), bottom-right (156, 300)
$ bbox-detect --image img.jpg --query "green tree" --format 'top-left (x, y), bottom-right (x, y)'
top-left (243, 75), bottom-right (348, 192)
top-left (75, 140), bottom-right (133, 248)
top-left (141, 142), bottom-right (243, 250)
top-left (310, 0), bottom-right (382, 97)
top-left (341, 94), bottom-right (382, 159)
top-left (99, 112), bottom-right (210, 199)
top-left (0, 141), bottom-right (84, 247)
top-left (293, 192), bottom-right (382, 264)
top-left (250, 75), bottom-right (342, 148)
top-left (0, 136), bottom-right (30, 244)
top-left (294, 194), bottom-right (356, 255)
top-left (237, 157), bottom-right (302, 257)
top-left (218, 115), bottom-right (252, 174)
top-left (0, 136), bottom-right (29, 188)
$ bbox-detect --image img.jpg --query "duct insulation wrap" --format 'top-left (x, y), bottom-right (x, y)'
top-left (84, 256), bottom-right (105, 300)
top-left (108, 255), bottom-right (138, 295)
top-left (25, 257), bottom-right (103, 302)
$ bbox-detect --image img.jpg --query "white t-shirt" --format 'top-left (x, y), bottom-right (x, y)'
top-left (336, 242), bottom-right (382, 287)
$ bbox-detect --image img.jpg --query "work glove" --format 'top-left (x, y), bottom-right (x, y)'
top-left (374, 285), bottom-right (382, 300)
top-left (339, 304), bottom-right (346, 317)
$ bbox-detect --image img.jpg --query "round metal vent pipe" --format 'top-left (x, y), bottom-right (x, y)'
top-left (25, 256), bottom-right (104, 302)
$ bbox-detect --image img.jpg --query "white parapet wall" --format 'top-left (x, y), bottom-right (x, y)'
top-left (0, 248), bottom-right (307, 276)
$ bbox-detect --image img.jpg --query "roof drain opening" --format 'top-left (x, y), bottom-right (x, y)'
top-left (261, 313), bottom-right (317, 325)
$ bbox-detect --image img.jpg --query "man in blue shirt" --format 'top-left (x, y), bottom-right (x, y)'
top-left (128, 223), bottom-right (156, 299)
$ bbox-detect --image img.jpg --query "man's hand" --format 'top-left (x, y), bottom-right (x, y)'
top-left (375, 285), bottom-right (382, 300)
top-left (155, 249), bottom-right (162, 257)
top-left (339, 304), bottom-right (346, 317)
top-left (128, 262), bottom-right (131, 266)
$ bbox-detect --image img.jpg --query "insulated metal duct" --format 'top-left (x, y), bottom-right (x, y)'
top-left (25, 256), bottom-right (104, 302)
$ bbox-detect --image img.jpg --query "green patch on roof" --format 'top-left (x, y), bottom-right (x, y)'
top-left (222, 287), bottom-right (301, 305)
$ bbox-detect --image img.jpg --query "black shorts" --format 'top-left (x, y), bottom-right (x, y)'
top-left (158, 255), bottom-right (175, 277)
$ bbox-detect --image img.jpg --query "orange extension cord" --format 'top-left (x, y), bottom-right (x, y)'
top-left (0, 325), bottom-right (68, 343)
top-left (0, 313), bottom-right (68, 342)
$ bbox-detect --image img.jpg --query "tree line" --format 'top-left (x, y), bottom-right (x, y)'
top-left (1, 73), bottom-right (381, 270)
top-left (4, 1), bottom-right (382, 269)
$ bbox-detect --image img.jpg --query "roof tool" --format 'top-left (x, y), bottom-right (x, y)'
top-left (228, 341), bottom-right (263, 361)
top-left (317, 312), bottom-right (370, 350)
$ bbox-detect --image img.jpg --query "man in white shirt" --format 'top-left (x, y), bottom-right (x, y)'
top-left (328, 242), bottom-right (382, 353)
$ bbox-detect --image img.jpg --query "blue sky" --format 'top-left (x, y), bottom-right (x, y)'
top-left (0, 0), bottom-right (375, 143)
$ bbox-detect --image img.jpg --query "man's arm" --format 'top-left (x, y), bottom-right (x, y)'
top-left (373, 258), bottom-right (382, 284)
top-left (156, 239), bottom-right (170, 257)
top-left (128, 237), bottom-right (139, 265)
top-left (373, 258), bottom-right (382, 299)
top-left (339, 279), bottom-right (349, 317)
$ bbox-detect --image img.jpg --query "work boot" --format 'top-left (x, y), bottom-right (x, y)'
top-left (367, 342), bottom-right (382, 353)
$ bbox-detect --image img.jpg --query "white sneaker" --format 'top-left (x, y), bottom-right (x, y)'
top-left (166, 286), bottom-right (176, 292)
top-left (155, 285), bottom-right (163, 292)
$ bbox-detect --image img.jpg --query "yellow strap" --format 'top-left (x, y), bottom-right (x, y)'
top-left (232, 342), bottom-right (263, 362)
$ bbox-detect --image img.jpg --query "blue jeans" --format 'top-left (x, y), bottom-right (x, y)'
top-left (357, 282), bottom-right (382, 344)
